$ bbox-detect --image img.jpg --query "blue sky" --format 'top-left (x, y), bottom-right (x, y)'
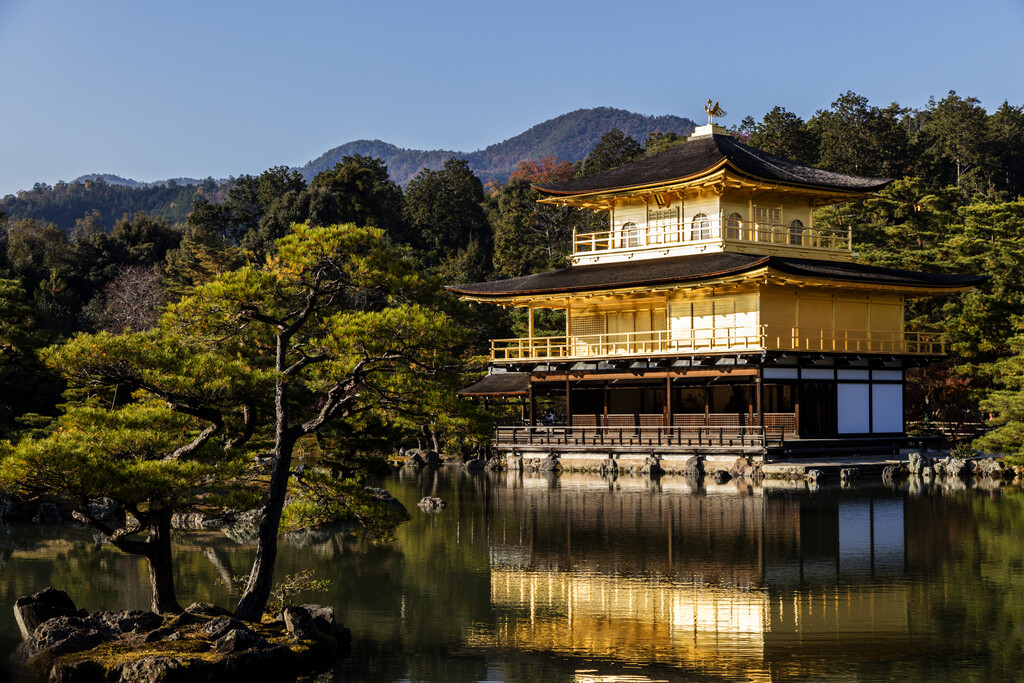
top-left (1, 0), bottom-right (1022, 197)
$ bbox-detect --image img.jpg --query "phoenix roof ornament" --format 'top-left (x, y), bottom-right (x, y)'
top-left (704, 99), bottom-right (726, 125)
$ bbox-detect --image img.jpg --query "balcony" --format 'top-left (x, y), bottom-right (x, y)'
top-left (572, 217), bottom-right (852, 264)
top-left (491, 326), bottom-right (945, 361)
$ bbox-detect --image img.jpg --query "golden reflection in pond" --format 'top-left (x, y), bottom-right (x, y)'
top-left (469, 568), bottom-right (770, 679)
top-left (466, 566), bottom-right (909, 679)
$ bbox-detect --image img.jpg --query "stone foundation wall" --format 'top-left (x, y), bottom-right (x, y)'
top-left (501, 451), bottom-right (743, 474)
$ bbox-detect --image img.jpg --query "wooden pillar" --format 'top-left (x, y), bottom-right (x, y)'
top-left (528, 304), bottom-right (535, 349)
top-left (756, 370), bottom-right (764, 427)
top-left (603, 382), bottom-right (609, 427)
top-left (794, 381), bottom-right (801, 436)
top-left (665, 376), bottom-right (673, 427)
top-left (704, 384), bottom-right (710, 427)
top-left (529, 383), bottom-right (536, 426)
top-left (565, 375), bottom-right (572, 426)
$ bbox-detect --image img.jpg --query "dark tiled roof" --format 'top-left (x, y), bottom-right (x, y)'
top-left (769, 257), bottom-right (987, 288)
top-left (533, 134), bottom-right (891, 196)
top-left (446, 253), bottom-right (986, 298)
top-left (448, 253), bottom-right (765, 296)
top-left (459, 372), bottom-right (530, 396)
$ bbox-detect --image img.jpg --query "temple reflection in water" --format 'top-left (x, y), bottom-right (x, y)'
top-left (465, 472), bottom-right (916, 680)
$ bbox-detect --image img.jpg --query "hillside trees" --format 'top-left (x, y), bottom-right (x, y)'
top-left (0, 177), bottom-right (201, 233)
top-left (184, 167), bottom-right (309, 255)
top-left (738, 107), bottom-right (819, 165)
top-left (307, 155), bottom-right (405, 237)
top-left (977, 329), bottom-right (1024, 461)
top-left (988, 102), bottom-right (1024, 198)
top-left (492, 158), bottom-right (580, 278)
top-left (404, 158), bottom-right (491, 284)
top-left (577, 128), bottom-right (643, 177)
top-left (0, 279), bottom-right (59, 432)
top-left (810, 91), bottom-right (910, 177)
top-left (916, 91), bottom-right (991, 191)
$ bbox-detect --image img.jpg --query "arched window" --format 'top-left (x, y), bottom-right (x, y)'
top-left (788, 218), bottom-right (804, 246)
top-left (623, 221), bottom-right (639, 248)
top-left (726, 212), bottom-right (743, 240)
top-left (690, 213), bottom-right (711, 241)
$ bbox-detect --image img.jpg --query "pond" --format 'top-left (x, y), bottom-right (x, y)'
top-left (3, 469), bottom-right (1024, 682)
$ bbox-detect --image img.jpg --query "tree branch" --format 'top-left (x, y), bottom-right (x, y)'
top-left (72, 509), bottom-right (150, 556)
top-left (165, 420), bottom-right (221, 461)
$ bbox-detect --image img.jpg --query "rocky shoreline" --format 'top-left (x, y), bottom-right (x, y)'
top-left (6, 588), bottom-right (348, 683)
top-left (394, 448), bottom-right (1024, 488)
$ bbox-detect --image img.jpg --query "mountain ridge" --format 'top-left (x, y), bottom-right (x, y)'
top-left (296, 107), bottom-right (696, 184)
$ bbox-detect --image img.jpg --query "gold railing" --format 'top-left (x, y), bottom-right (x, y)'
top-left (573, 218), bottom-right (851, 255)
top-left (491, 326), bottom-right (945, 361)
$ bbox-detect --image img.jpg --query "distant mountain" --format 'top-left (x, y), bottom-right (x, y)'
top-left (298, 107), bottom-right (697, 184)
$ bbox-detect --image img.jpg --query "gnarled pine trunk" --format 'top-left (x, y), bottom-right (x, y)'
top-left (144, 509), bottom-right (183, 614)
top-left (234, 370), bottom-right (297, 622)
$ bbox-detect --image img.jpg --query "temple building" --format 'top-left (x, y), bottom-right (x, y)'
top-left (448, 109), bottom-right (983, 460)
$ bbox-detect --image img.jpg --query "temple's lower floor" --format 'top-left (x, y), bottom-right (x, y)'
top-left (463, 351), bottom-right (931, 459)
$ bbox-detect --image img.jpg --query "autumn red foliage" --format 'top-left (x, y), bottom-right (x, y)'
top-left (508, 156), bottom-right (575, 184)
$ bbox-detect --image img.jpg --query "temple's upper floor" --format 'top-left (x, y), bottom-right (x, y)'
top-left (533, 126), bottom-right (892, 265)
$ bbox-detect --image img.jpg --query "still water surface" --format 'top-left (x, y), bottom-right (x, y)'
top-left (2, 469), bottom-right (1024, 682)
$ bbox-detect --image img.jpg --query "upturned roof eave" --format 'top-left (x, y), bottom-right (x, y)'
top-left (444, 258), bottom-right (986, 305)
top-left (531, 159), bottom-right (731, 200)
top-left (762, 269), bottom-right (986, 296)
top-left (534, 161), bottom-right (888, 206)
top-left (444, 259), bottom-right (773, 303)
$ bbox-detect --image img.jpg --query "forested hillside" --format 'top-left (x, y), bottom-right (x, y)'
top-left (0, 91), bottom-right (1023, 458)
top-left (0, 178), bottom-right (220, 233)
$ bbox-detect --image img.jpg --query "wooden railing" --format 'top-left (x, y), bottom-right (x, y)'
top-left (494, 425), bottom-right (785, 450)
top-left (573, 218), bottom-right (851, 256)
top-left (491, 326), bottom-right (945, 360)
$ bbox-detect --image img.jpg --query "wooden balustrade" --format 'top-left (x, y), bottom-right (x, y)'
top-left (572, 219), bottom-right (852, 256)
top-left (491, 326), bottom-right (945, 361)
top-left (493, 424), bottom-right (785, 450)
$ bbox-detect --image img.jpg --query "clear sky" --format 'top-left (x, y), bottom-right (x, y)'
top-left (1, 0), bottom-right (1022, 197)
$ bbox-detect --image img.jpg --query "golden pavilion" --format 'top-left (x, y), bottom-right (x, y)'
top-left (448, 109), bottom-right (983, 460)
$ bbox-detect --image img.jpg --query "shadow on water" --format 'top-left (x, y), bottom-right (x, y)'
top-left (3, 469), bottom-right (1024, 682)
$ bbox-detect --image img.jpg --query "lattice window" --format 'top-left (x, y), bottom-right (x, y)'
top-left (648, 207), bottom-right (679, 244)
top-left (570, 314), bottom-right (606, 337)
top-left (756, 206), bottom-right (781, 225)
